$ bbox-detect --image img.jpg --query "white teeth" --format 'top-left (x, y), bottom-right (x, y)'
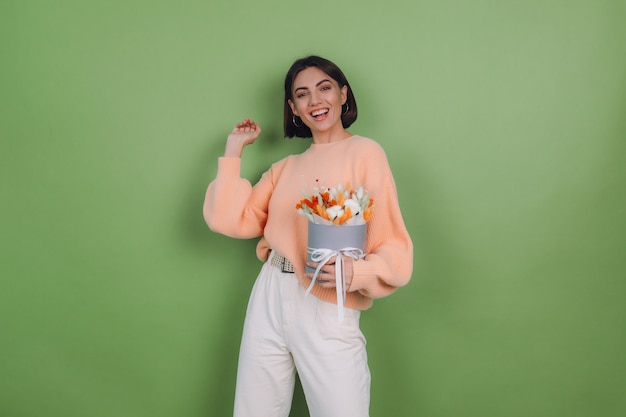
top-left (311, 109), bottom-right (329, 117)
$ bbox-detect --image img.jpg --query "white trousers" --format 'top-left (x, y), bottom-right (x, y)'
top-left (233, 252), bottom-right (371, 417)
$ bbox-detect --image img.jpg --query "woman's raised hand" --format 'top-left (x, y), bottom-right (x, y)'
top-left (224, 118), bottom-right (262, 157)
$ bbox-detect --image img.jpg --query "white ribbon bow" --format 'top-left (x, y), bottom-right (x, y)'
top-left (305, 247), bottom-right (365, 324)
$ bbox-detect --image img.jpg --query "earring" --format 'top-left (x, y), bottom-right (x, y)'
top-left (342, 103), bottom-right (349, 115)
top-left (292, 115), bottom-right (303, 127)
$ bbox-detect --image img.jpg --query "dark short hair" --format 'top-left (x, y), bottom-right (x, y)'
top-left (283, 55), bottom-right (358, 138)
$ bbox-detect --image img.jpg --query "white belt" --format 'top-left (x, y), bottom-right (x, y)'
top-left (270, 252), bottom-right (295, 273)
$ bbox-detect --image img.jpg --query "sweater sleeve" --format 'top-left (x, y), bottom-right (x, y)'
top-left (203, 157), bottom-right (274, 239)
top-left (349, 147), bottom-right (413, 299)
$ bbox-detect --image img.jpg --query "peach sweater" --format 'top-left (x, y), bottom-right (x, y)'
top-left (203, 135), bottom-right (413, 310)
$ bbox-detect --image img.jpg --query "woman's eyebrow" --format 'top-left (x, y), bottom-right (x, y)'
top-left (294, 79), bottom-right (332, 93)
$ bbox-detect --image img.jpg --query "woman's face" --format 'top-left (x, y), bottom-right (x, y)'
top-left (288, 66), bottom-right (348, 137)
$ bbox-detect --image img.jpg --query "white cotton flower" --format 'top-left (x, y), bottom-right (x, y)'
top-left (344, 198), bottom-right (361, 214)
top-left (326, 205), bottom-right (344, 220)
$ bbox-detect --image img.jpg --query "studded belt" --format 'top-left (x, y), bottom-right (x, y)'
top-left (270, 252), bottom-right (295, 273)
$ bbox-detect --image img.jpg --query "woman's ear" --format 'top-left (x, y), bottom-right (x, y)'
top-left (288, 99), bottom-right (298, 116)
top-left (341, 85), bottom-right (348, 105)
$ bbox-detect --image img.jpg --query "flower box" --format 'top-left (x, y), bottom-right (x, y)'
top-left (296, 182), bottom-right (373, 323)
top-left (306, 222), bottom-right (366, 273)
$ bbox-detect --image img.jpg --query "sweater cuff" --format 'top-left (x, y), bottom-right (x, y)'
top-left (349, 259), bottom-right (379, 292)
top-left (216, 157), bottom-right (242, 178)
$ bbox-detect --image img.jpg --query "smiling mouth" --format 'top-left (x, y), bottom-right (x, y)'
top-left (310, 108), bottom-right (329, 120)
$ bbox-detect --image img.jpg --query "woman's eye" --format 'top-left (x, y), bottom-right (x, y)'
top-left (297, 92), bottom-right (308, 98)
top-left (321, 85), bottom-right (331, 91)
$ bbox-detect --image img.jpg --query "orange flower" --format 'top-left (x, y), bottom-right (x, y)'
top-left (363, 208), bottom-right (373, 222)
top-left (316, 205), bottom-right (330, 220)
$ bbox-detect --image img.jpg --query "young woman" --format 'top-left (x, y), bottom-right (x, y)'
top-left (203, 55), bottom-right (413, 417)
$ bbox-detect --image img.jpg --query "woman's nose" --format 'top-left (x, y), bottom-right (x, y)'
top-left (309, 91), bottom-right (322, 105)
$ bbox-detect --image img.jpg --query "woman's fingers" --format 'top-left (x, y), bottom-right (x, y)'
top-left (306, 259), bottom-right (339, 287)
top-left (234, 118), bottom-right (258, 130)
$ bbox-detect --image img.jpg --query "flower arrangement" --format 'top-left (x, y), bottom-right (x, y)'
top-left (296, 181), bottom-right (374, 225)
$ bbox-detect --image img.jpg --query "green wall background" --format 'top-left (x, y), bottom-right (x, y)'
top-left (2, 1), bottom-right (625, 416)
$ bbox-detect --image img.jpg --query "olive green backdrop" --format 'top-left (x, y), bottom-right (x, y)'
top-left (1, 0), bottom-right (625, 416)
